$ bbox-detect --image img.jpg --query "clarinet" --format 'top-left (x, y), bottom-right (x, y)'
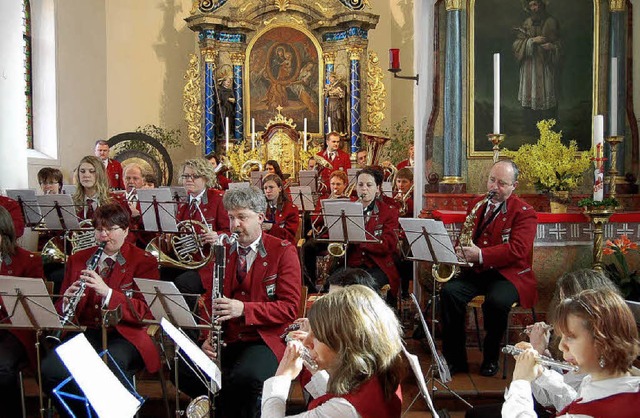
top-left (210, 232), bottom-right (238, 363)
top-left (47, 241), bottom-right (107, 344)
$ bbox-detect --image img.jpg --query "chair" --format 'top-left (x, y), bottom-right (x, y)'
top-left (468, 295), bottom-right (537, 379)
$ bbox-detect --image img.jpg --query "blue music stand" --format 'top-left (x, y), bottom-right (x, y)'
top-left (52, 349), bottom-right (144, 417)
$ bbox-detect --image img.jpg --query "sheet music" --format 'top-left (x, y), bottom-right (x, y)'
top-left (36, 194), bottom-right (80, 231)
top-left (401, 345), bottom-right (439, 418)
top-left (6, 189), bottom-right (42, 225)
top-left (298, 170), bottom-right (318, 193)
top-left (382, 182), bottom-right (393, 197)
top-left (250, 171), bottom-right (269, 189)
top-left (0, 276), bottom-right (62, 328)
top-left (161, 318), bottom-right (222, 392)
top-left (134, 278), bottom-right (197, 328)
top-left (321, 200), bottom-right (368, 242)
top-left (56, 334), bottom-right (142, 417)
top-left (137, 188), bottom-right (179, 233)
top-left (61, 184), bottom-right (76, 195)
top-left (411, 293), bottom-right (451, 383)
top-left (228, 182), bottom-right (250, 190)
top-left (399, 218), bottom-right (462, 264)
top-left (289, 186), bottom-right (314, 211)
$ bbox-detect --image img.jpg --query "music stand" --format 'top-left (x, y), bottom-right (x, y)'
top-left (289, 186), bottom-right (314, 212)
top-left (319, 201), bottom-right (379, 267)
top-left (0, 275), bottom-right (75, 416)
top-left (382, 182), bottom-right (393, 198)
top-left (397, 219), bottom-right (472, 409)
top-left (250, 171), bottom-right (269, 189)
top-left (137, 188), bottom-right (179, 233)
top-left (53, 334), bottom-right (143, 418)
top-left (36, 194), bottom-right (80, 231)
top-left (401, 343), bottom-right (440, 418)
top-left (228, 182), bottom-right (250, 190)
top-left (6, 189), bottom-right (42, 227)
top-left (61, 185), bottom-right (76, 196)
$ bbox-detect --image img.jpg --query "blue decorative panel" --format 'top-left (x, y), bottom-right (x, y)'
top-left (322, 27), bottom-right (368, 42)
top-left (204, 61), bottom-right (216, 153)
top-left (199, 30), bottom-right (245, 43)
top-left (349, 58), bottom-right (361, 154)
top-left (233, 64), bottom-right (244, 140)
top-left (324, 63), bottom-right (334, 133)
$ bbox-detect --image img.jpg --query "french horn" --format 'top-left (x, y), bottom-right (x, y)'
top-left (41, 219), bottom-right (97, 264)
top-left (145, 220), bottom-right (212, 269)
top-left (239, 160), bottom-right (263, 181)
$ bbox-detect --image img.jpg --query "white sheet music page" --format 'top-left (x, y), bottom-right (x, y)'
top-left (401, 345), bottom-right (439, 418)
top-left (134, 278), bottom-right (197, 328)
top-left (56, 334), bottom-right (141, 417)
top-left (160, 317), bottom-right (222, 392)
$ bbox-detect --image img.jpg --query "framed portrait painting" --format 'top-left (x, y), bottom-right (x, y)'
top-left (246, 25), bottom-right (323, 134)
top-left (469, 0), bottom-right (600, 157)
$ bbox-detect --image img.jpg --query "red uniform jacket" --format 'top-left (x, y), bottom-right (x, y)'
top-left (209, 233), bottom-right (300, 362)
top-left (392, 191), bottom-right (414, 217)
top-left (0, 196), bottom-right (25, 238)
top-left (308, 376), bottom-right (402, 418)
top-left (316, 149), bottom-right (351, 195)
top-left (347, 198), bottom-right (401, 295)
top-left (176, 188), bottom-right (230, 296)
top-left (558, 391), bottom-right (640, 418)
top-left (396, 159), bottom-right (411, 170)
top-left (56, 243), bottom-right (161, 373)
top-left (469, 194), bottom-right (538, 308)
top-left (1, 248), bottom-right (44, 368)
top-left (216, 173), bottom-right (231, 190)
top-left (75, 192), bottom-right (131, 221)
top-left (265, 200), bottom-right (299, 244)
top-left (105, 159), bottom-right (125, 190)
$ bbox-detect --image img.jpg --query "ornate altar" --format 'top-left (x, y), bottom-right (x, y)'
top-left (183, 0), bottom-right (387, 159)
top-left (261, 107), bottom-right (302, 177)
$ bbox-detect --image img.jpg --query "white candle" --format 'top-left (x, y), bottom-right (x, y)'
top-left (303, 118), bottom-right (308, 151)
top-left (251, 118), bottom-right (256, 150)
top-left (593, 115), bottom-right (604, 201)
top-left (610, 57), bottom-right (618, 136)
top-left (327, 117), bottom-right (332, 133)
top-left (493, 53), bottom-right (500, 134)
top-left (225, 117), bottom-right (230, 152)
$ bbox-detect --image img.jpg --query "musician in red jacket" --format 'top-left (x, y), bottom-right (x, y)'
top-left (316, 132), bottom-right (351, 195)
top-left (179, 186), bottom-right (301, 418)
top-left (0, 196), bottom-right (25, 238)
top-left (94, 140), bottom-right (125, 190)
top-left (347, 167), bottom-right (401, 300)
top-left (40, 204), bottom-right (160, 418)
top-left (0, 206), bottom-right (44, 417)
top-left (262, 173), bottom-right (299, 244)
top-left (440, 160), bottom-right (538, 377)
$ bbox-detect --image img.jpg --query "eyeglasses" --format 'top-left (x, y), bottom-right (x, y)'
top-left (40, 182), bottom-right (59, 186)
top-left (488, 177), bottom-right (513, 187)
top-left (181, 174), bottom-right (203, 181)
top-left (95, 226), bottom-right (122, 235)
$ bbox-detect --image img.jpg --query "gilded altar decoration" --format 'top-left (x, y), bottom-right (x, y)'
top-left (275, 0), bottom-right (290, 12)
top-left (366, 52), bottom-right (386, 132)
top-left (183, 53), bottom-right (202, 146)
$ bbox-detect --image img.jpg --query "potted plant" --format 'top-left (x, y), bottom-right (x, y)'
top-left (503, 119), bottom-right (592, 213)
top-left (602, 235), bottom-right (640, 301)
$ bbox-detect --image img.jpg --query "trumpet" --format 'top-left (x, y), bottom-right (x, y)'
top-left (47, 241), bottom-right (107, 344)
top-left (501, 345), bottom-right (579, 372)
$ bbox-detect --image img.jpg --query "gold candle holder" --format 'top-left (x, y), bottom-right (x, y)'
top-left (605, 135), bottom-right (624, 201)
top-left (487, 133), bottom-right (506, 163)
top-left (583, 206), bottom-right (616, 271)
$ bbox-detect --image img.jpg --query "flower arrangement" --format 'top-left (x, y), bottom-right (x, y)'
top-left (603, 235), bottom-right (640, 300)
top-left (577, 197), bottom-right (619, 210)
top-left (502, 119), bottom-right (592, 193)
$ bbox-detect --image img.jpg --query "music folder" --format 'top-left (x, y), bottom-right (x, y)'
top-left (134, 278), bottom-right (197, 328)
top-left (6, 189), bottom-right (42, 226)
top-left (399, 218), bottom-right (469, 266)
top-left (0, 275), bottom-right (62, 329)
top-left (137, 188), bottom-right (179, 233)
top-left (321, 200), bottom-right (374, 243)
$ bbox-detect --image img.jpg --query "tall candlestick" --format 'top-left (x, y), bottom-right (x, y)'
top-left (610, 57), bottom-right (618, 136)
top-left (327, 117), bottom-right (332, 133)
top-left (225, 117), bottom-right (230, 152)
top-left (303, 118), bottom-right (308, 151)
top-left (593, 115), bottom-right (604, 201)
top-left (493, 53), bottom-right (500, 134)
top-left (251, 118), bottom-right (256, 150)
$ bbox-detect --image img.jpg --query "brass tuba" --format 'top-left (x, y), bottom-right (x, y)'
top-left (145, 220), bottom-right (212, 269)
top-left (432, 191), bottom-right (496, 283)
top-left (239, 160), bottom-right (263, 181)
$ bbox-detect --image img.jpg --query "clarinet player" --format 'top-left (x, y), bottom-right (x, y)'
top-left (40, 203), bottom-right (160, 418)
top-left (178, 187), bottom-right (301, 418)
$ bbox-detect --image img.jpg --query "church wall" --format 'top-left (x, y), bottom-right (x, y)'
top-left (105, 0), bottom-right (198, 173)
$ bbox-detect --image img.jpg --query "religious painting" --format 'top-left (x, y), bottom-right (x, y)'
top-left (247, 25), bottom-right (322, 133)
top-left (469, 0), bottom-right (598, 156)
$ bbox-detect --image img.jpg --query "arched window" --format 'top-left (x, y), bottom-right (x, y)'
top-left (23, 0), bottom-right (33, 149)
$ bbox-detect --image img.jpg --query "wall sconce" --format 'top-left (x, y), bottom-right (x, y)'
top-left (388, 48), bottom-right (419, 85)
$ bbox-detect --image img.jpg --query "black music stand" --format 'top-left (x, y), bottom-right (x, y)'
top-left (318, 200), bottom-right (379, 268)
top-left (36, 194), bottom-right (81, 232)
top-left (7, 189), bottom-right (42, 227)
top-left (0, 276), bottom-right (77, 418)
top-left (137, 188), bottom-right (180, 234)
top-left (397, 219), bottom-right (472, 410)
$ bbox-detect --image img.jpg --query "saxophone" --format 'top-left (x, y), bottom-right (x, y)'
top-left (432, 191), bottom-right (496, 283)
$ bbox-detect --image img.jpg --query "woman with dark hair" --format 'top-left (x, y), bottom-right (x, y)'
top-left (503, 288), bottom-right (640, 418)
top-left (262, 285), bottom-right (404, 417)
top-left (262, 173), bottom-right (299, 244)
top-left (0, 206), bottom-right (44, 416)
top-left (37, 167), bottom-right (64, 195)
top-left (265, 159), bottom-right (285, 181)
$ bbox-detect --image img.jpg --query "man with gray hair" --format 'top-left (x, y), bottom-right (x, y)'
top-left (178, 187), bottom-right (301, 417)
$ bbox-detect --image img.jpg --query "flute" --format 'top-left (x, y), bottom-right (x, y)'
top-left (502, 345), bottom-right (579, 372)
top-left (285, 335), bottom-right (318, 372)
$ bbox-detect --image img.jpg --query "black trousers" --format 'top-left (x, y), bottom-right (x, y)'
top-left (41, 329), bottom-right (143, 418)
top-left (0, 331), bottom-right (28, 418)
top-left (175, 340), bottom-right (278, 418)
top-left (440, 269), bottom-right (519, 367)
top-left (300, 238), bottom-right (328, 292)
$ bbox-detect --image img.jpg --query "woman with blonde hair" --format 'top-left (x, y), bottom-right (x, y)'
top-left (72, 155), bottom-right (114, 220)
top-left (262, 285), bottom-right (404, 417)
top-left (503, 288), bottom-right (640, 417)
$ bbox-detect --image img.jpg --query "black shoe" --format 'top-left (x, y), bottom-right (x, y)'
top-left (480, 361), bottom-right (499, 377)
top-left (448, 363), bottom-right (469, 375)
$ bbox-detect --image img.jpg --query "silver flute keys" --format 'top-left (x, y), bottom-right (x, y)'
top-left (502, 345), bottom-right (579, 372)
top-left (285, 335), bottom-right (318, 372)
